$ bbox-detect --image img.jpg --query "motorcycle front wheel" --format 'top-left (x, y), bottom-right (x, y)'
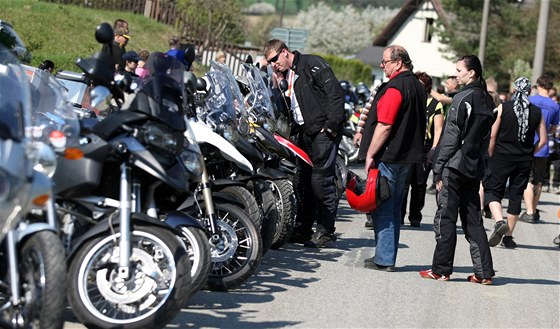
top-left (0, 230), bottom-right (67, 329)
top-left (206, 203), bottom-right (263, 291)
top-left (179, 226), bottom-right (212, 298)
top-left (67, 226), bottom-right (191, 329)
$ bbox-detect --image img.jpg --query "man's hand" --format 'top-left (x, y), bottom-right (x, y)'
top-left (436, 180), bottom-right (443, 192)
top-left (365, 157), bottom-right (375, 172)
top-left (353, 132), bottom-right (362, 147)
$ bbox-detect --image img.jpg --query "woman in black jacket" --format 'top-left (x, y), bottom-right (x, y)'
top-left (420, 55), bottom-right (496, 284)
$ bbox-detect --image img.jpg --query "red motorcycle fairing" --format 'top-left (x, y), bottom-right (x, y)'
top-left (273, 134), bottom-right (313, 167)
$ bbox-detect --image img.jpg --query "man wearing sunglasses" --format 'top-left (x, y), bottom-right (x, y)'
top-left (263, 39), bottom-right (345, 248)
top-left (101, 21), bottom-right (131, 71)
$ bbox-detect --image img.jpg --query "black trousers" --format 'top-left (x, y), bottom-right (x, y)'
top-left (431, 168), bottom-right (495, 278)
top-left (401, 159), bottom-right (430, 222)
top-left (293, 130), bottom-right (341, 236)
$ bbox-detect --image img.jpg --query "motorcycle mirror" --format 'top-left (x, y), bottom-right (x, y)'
top-left (89, 86), bottom-right (112, 112)
top-left (279, 79), bottom-right (289, 92)
top-left (95, 23), bottom-right (114, 45)
top-left (196, 77), bottom-right (207, 92)
top-left (184, 71), bottom-right (197, 94)
top-left (184, 45), bottom-right (196, 64)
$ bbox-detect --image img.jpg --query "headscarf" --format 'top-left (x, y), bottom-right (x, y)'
top-left (512, 77), bottom-right (531, 142)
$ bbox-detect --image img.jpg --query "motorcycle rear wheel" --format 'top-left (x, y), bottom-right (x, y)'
top-left (267, 179), bottom-right (296, 250)
top-left (67, 226), bottom-right (191, 329)
top-left (0, 230), bottom-right (67, 329)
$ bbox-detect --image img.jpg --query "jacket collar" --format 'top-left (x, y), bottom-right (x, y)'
top-left (291, 50), bottom-right (301, 72)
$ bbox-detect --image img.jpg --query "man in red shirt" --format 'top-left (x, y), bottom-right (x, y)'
top-left (359, 45), bottom-right (426, 271)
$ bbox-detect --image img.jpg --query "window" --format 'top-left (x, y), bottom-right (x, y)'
top-left (424, 18), bottom-right (434, 42)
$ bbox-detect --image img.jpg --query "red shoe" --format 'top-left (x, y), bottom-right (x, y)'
top-left (467, 275), bottom-right (493, 285)
top-left (419, 269), bottom-right (450, 281)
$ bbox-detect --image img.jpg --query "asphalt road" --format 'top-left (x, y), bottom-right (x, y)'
top-left (64, 164), bottom-right (560, 329)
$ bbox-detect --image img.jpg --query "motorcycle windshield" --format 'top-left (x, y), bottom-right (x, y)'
top-left (0, 45), bottom-right (32, 142)
top-left (24, 65), bottom-right (81, 147)
top-left (128, 52), bottom-right (187, 131)
top-left (241, 63), bottom-right (275, 121)
top-left (203, 70), bottom-right (237, 128)
top-left (209, 61), bottom-right (249, 136)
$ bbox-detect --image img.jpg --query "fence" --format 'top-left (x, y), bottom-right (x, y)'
top-left (41, 0), bottom-right (260, 75)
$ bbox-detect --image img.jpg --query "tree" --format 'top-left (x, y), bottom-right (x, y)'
top-left (289, 2), bottom-right (398, 56)
top-left (436, 0), bottom-right (560, 90)
top-left (177, 0), bottom-right (245, 48)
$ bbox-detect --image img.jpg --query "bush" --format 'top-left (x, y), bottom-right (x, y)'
top-left (320, 53), bottom-right (372, 85)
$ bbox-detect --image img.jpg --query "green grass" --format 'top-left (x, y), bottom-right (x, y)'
top-left (1, 0), bottom-right (180, 72)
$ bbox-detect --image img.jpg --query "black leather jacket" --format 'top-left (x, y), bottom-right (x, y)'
top-left (433, 81), bottom-right (494, 180)
top-left (290, 51), bottom-right (345, 135)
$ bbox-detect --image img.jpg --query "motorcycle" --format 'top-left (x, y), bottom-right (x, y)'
top-left (52, 23), bottom-right (197, 328)
top-left (0, 46), bottom-right (67, 329)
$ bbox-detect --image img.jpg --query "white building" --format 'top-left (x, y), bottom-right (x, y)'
top-left (356, 0), bottom-right (456, 87)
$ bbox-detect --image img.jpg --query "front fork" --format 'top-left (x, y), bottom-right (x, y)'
top-left (118, 163), bottom-right (132, 279)
top-left (199, 164), bottom-right (221, 244)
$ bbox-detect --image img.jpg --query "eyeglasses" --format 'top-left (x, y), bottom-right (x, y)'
top-left (267, 49), bottom-right (283, 64)
top-left (380, 59), bottom-right (396, 67)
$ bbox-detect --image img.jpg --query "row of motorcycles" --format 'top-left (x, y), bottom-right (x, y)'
top-left (0, 23), bottom-right (348, 328)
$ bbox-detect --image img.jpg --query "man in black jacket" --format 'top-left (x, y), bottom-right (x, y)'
top-left (263, 39), bottom-right (345, 248)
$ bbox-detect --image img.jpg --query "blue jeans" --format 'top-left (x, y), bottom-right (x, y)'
top-left (370, 162), bottom-right (412, 266)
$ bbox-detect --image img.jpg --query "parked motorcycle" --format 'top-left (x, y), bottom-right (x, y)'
top-left (0, 46), bottom-right (67, 329)
top-left (52, 23), bottom-right (195, 328)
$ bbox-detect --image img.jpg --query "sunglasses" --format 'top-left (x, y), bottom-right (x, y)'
top-left (267, 49), bottom-right (283, 64)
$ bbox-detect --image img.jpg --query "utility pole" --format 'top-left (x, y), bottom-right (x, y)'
top-left (478, 0), bottom-right (490, 67)
top-left (531, 0), bottom-right (550, 82)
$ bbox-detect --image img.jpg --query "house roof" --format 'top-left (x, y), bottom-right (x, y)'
top-left (373, 0), bottom-right (446, 46)
top-left (355, 45), bottom-right (386, 66)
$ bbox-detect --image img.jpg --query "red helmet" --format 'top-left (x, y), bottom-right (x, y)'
top-left (346, 169), bottom-right (392, 213)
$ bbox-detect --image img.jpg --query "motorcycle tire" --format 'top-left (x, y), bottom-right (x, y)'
top-left (219, 185), bottom-right (262, 226)
top-left (67, 225), bottom-right (191, 329)
top-left (206, 203), bottom-right (263, 291)
top-left (267, 179), bottom-right (297, 250)
top-left (178, 226), bottom-right (212, 298)
top-left (249, 179), bottom-right (277, 254)
top-left (0, 231), bottom-right (67, 329)
top-left (335, 154), bottom-right (348, 203)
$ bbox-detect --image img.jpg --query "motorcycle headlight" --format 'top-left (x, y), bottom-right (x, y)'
top-left (220, 123), bottom-right (240, 143)
top-left (180, 148), bottom-right (203, 180)
top-left (139, 122), bottom-right (184, 155)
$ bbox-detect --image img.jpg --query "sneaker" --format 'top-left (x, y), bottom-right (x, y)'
top-left (542, 185), bottom-right (550, 193)
top-left (419, 269), bottom-right (450, 281)
top-left (467, 275), bottom-right (493, 285)
top-left (364, 258), bottom-right (396, 272)
top-left (520, 212), bottom-right (538, 223)
top-left (364, 215), bottom-right (374, 230)
top-left (501, 236), bottom-right (517, 248)
top-left (554, 186), bottom-right (560, 195)
top-left (488, 220), bottom-right (509, 247)
top-left (303, 231), bottom-right (336, 248)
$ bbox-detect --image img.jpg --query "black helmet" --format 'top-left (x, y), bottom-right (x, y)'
top-left (355, 82), bottom-right (370, 96)
top-left (340, 80), bottom-right (351, 92)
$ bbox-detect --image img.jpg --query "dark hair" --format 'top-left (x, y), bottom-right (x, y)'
top-left (459, 54), bottom-right (494, 105)
top-left (536, 75), bottom-right (553, 90)
top-left (38, 59), bottom-right (55, 72)
top-left (415, 71), bottom-right (432, 94)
